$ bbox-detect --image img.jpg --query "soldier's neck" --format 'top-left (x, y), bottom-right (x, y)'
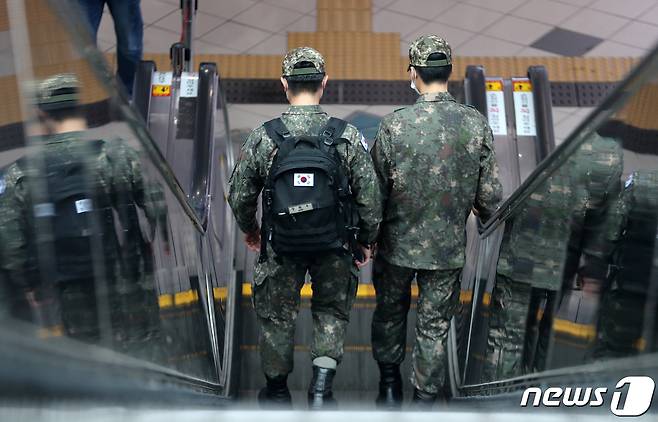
top-left (419, 82), bottom-right (448, 95)
top-left (50, 117), bottom-right (88, 134)
top-left (288, 92), bottom-right (321, 106)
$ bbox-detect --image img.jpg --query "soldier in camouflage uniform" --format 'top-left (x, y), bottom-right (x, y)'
top-left (483, 133), bottom-right (622, 380)
top-left (0, 74), bottom-right (164, 344)
top-left (370, 35), bottom-right (502, 408)
top-left (228, 47), bottom-right (382, 409)
top-left (592, 170), bottom-right (658, 359)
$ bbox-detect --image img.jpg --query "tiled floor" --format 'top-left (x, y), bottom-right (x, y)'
top-left (96, 0), bottom-right (658, 58)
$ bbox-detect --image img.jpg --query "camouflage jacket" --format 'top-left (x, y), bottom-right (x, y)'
top-left (228, 105), bottom-right (382, 245)
top-left (0, 132), bottom-right (165, 288)
top-left (601, 170), bottom-right (658, 294)
top-left (496, 134), bottom-right (622, 290)
top-left (371, 91), bottom-right (502, 270)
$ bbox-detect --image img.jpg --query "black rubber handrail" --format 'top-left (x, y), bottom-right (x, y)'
top-left (464, 65), bottom-right (487, 117)
top-left (133, 60), bottom-right (155, 124)
top-left (528, 65), bottom-right (556, 161)
top-left (190, 62), bottom-right (217, 228)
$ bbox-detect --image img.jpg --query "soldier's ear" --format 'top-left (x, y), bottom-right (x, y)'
top-left (321, 74), bottom-right (328, 90)
top-left (280, 77), bottom-right (288, 92)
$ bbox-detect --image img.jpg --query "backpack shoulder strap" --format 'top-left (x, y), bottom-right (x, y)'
top-left (319, 117), bottom-right (348, 146)
top-left (263, 118), bottom-right (293, 148)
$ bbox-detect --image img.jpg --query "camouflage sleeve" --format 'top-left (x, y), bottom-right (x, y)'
top-left (371, 117), bottom-right (394, 210)
top-left (345, 125), bottom-right (382, 245)
top-left (128, 145), bottom-right (167, 229)
top-left (228, 127), bottom-right (267, 235)
top-left (0, 165), bottom-right (32, 288)
top-left (475, 122), bottom-right (502, 222)
top-left (107, 139), bottom-right (167, 235)
top-left (580, 140), bottom-right (624, 280)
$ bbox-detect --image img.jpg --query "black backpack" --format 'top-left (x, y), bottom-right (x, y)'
top-left (25, 140), bottom-right (118, 284)
top-left (259, 118), bottom-right (360, 262)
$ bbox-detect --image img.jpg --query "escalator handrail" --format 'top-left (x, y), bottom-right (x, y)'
top-left (190, 62), bottom-right (217, 228)
top-left (457, 350), bottom-right (658, 397)
top-left (464, 65), bottom-right (487, 116)
top-left (528, 65), bottom-right (556, 161)
top-left (0, 319), bottom-right (229, 402)
top-left (133, 61), bottom-right (155, 124)
top-left (478, 44), bottom-right (658, 238)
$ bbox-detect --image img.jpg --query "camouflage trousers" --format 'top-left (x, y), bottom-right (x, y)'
top-left (371, 257), bottom-right (461, 394)
top-left (592, 288), bottom-right (646, 359)
top-left (57, 279), bottom-right (102, 343)
top-left (484, 275), bottom-right (555, 381)
top-left (253, 251), bottom-right (358, 379)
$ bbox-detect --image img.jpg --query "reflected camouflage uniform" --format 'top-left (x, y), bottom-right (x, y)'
top-left (593, 170), bottom-right (658, 358)
top-left (228, 60), bottom-right (382, 376)
top-left (370, 35), bottom-right (502, 394)
top-left (0, 132), bottom-right (164, 343)
top-left (484, 134), bottom-right (622, 381)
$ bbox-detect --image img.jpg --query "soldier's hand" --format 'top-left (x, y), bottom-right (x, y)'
top-left (355, 245), bottom-right (371, 268)
top-left (581, 277), bottom-right (603, 295)
top-left (25, 289), bottom-right (38, 308)
top-left (245, 230), bottom-right (261, 252)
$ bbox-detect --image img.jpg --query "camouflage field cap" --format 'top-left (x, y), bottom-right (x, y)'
top-left (34, 73), bottom-right (80, 111)
top-left (281, 46), bottom-right (325, 78)
top-left (409, 35), bottom-right (452, 67)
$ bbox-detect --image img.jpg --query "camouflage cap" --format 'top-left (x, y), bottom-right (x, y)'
top-left (34, 73), bottom-right (80, 111)
top-left (281, 46), bottom-right (325, 78)
top-left (409, 35), bottom-right (452, 67)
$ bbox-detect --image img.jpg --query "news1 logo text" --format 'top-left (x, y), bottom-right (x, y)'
top-left (520, 376), bottom-right (655, 416)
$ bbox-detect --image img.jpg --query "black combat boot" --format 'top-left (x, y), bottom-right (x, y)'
top-left (258, 375), bottom-right (292, 409)
top-left (307, 365), bottom-right (337, 410)
top-left (411, 388), bottom-right (437, 410)
top-left (375, 362), bottom-right (403, 410)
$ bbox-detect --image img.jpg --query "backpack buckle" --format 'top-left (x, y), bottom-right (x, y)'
top-left (321, 128), bottom-right (335, 146)
top-left (263, 189), bottom-right (273, 206)
top-left (337, 187), bottom-right (350, 198)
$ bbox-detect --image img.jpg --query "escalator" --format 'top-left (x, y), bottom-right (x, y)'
top-left (447, 42), bottom-right (658, 413)
top-left (234, 53), bottom-right (559, 400)
top-left (1, 0), bottom-right (658, 415)
top-left (0, 0), bottom-right (240, 403)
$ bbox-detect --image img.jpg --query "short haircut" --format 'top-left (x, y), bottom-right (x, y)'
top-left (39, 106), bottom-right (82, 123)
top-left (285, 61), bottom-right (324, 96)
top-left (412, 53), bottom-right (452, 84)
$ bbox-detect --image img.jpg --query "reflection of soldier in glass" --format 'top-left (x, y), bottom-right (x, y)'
top-left (0, 166), bottom-right (26, 321)
top-left (483, 134), bottom-right (622, 380)
top-left (0, 74), bottom-right (164, 346)
top-left (593, 170), bottom-right (658, 358)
